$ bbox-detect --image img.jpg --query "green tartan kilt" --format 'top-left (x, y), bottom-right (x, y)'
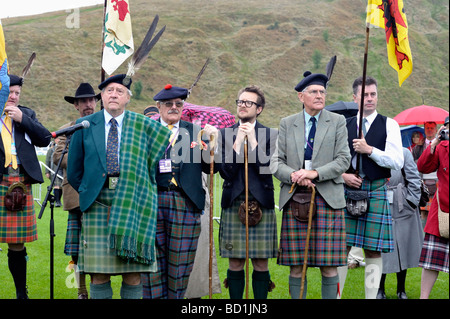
top-left (345, 178), bottom-right (394, 253)
top-left (219, 193), bottom-right (278, 259)
top-left (0, 174), bottom-right (37, 243)
top-left (78, 187), bottom-right (157, 274)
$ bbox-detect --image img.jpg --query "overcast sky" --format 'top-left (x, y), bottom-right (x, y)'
top-left (0, 0), bottom-right (104, 19)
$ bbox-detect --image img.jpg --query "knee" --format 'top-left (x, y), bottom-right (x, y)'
top-left (123, 273), bottom-right (141, 286)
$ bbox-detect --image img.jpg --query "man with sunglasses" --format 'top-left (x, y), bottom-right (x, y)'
top-left (219, 85), bottom-right (278, 299)
top-left (141, 84), bottom-right (219, 299)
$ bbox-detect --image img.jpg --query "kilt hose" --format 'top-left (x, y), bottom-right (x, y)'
top-left (419, 233), bottom-right (449, 273)
top-left (345, 178), bottom-right (394, 253)
top-left (78, 187), bottom-right (157, 274)
top-left (142, 190), bottom-right (201, 299)
top-left (64, 207), bottom-right (82, 256)
top-left (219, 193), bottom-right (278, 259)
top-left (0, 174), bottom-right (37, 243)
top-left (278, 192), bottom-right (347, 267)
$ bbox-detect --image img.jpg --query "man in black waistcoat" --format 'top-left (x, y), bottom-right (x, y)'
top-left (339, 76), bottom-right (404, 299)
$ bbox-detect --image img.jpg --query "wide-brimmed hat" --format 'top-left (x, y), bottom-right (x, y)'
top-left (64, 83), bottom-right (101, 104)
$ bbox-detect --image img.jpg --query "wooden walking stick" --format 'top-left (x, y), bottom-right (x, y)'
top-left (299, 186), bottom-right (316, 299)
top-left (244, 135), bottom-right (250, 299)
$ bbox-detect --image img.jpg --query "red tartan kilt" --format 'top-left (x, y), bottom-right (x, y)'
top-left (0, 174), bottom-right (37, 243)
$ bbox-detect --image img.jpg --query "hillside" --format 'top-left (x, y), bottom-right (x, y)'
top-left (3, 0), bottom-right (449, 130)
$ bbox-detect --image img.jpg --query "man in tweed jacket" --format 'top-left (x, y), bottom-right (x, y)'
top-left (67, 74), bottom-right (170, 299)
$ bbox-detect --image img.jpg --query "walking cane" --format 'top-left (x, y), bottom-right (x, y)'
top-left (300, 186), bottom-right (316, 299)
top-left (244, 135), bottom-right (250, 299)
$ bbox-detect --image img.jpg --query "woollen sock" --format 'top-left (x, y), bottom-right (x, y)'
top-left (120, 282), bottom-right (143, 299)
top-left (227, 269), bottom-right (245, 299)
top-left (289, 275), bottom-right (306, 299)
top-left (321, 274), bottom-right (339, 299)
top-left (252, 270), bottom-right (270, 299)
top-left (90, 281), bottom-right (113, 299)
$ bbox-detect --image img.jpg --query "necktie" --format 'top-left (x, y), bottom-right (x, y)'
top-left (167, 124), bottom-right (178, 186)
top-left (106, 118), bottom-right (119, 175)
top-left (304, 117), bottom-right (316, 160)
top-left (2, 115), bottom-right (18, 169)
top-left (359, 118), bottom-right (367, 177)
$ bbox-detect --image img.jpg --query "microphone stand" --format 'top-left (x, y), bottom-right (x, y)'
top-left (38, 133), bottom-right (72, 299)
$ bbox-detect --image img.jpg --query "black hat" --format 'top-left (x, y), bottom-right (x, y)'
top-left (153, 84), bottom-right (188, 101)
top-left (144, 105), bottom-right (159, 116)
top-left (9, 74), bottom-right (23, 87)
top-left (294, 71), bottom-right (328, 92)
top-left (98, 74), bottom-right (132, 90)
top-left (64, 83), bottom-right (101, 104)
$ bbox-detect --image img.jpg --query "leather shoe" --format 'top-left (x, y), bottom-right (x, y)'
top-left (397, 291), bottom-right (408, 299)
top-left (376, 289), bottom-right (386, 299)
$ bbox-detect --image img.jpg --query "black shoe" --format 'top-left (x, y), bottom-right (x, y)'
top-left (397, 291), bottom-right (408, 299)
top-left (376, 289), bottom-right (386, 299)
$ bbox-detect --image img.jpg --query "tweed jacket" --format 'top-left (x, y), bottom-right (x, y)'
top-left (219, 121), bottom-right (277, 209)
top-left (270, 109), bottom-right (351, 210)
top-left (0, 105), bottom-right (51, 184)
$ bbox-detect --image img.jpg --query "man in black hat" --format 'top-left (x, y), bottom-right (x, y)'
top-left (270, 71), bottom-right (351, 299)
top-left (0, 74), bottom-right (51, 299)
top-left (141, 84), bottom-right (219, 299)
top-left (52, 82), bottom-right (100, 299)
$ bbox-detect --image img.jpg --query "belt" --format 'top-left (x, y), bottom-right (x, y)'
top-left (2, 164), bottom-right (23, 176)
top-left (157, 184), bottom-right (182, 192)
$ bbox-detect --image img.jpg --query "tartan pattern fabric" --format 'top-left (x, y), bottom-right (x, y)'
top-left (219, 193), bottom-right (278, 259)
top-left (277, 193), bottom-right (347, 266)
top-left (78, 188), bottom-right (157, 274)
top-left (142, 190), bottom-right (201, 299)
top-left (64, 207), bottom-right (82, 256)
top-left (106, 118), bottom-right (119, 175)
top-left (419, 233), bottom-right (449, 273)
top-left (107, 110), bottom-right (171, 264)
top-left (344, 178), bottom-right (394, 253)
top-left (0, 174), bottom-right (37, 243)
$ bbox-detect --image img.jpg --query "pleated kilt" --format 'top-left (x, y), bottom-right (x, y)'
top-left (345, 178), bottom-right (394, 253)
top-left (142, 190), bottom-right (201, 299)
top-left (219, 193), bottom-right (278, 259)
top-left (78, 188), bottom-right (157, 274)
top-left (419, 233), bottom-right (449, 273)
top-left (277, 192), bottom-right (346, 267)
top-left (64, 207), bottom-right (82, 256)
top-left (0, 174), bottom-right (37, 243)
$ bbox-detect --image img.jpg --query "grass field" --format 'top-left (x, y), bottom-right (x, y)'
top-left (0, 157), bottom-right (448, 299)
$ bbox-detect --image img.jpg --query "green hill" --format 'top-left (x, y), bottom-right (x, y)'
top-left (3, 0), bottom-right (449, 131)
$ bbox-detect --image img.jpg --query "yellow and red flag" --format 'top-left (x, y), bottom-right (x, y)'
top-left (102, 0), bottom-right (134, 75)
top-left (366, 0), bottom-right (413, 86)
top-left (0, 19), bottom-right (10, 115)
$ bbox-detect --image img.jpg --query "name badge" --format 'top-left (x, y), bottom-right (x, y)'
top-left (159, 159), bottom-right (172, 173)
top-left (109, 177), bottom-right (119, 190)
top-left (387, 190), bottom-right (394, 204)
top-left (11, 142), bottom-right (17, 156)
top-left (304, 160), bottom-right (312, 171)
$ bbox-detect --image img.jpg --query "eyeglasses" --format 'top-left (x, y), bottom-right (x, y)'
top-left (303, 89), bottom-right (327, 97)
top-left (161, 101), bottom-right (184, 108)
top-left (236, 100), bottom-right (260, 108)
top-left (105, 87), bottom-right (127, 96)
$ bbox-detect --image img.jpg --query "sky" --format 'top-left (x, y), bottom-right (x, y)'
top-left (0, 0), bottom-right (104, 19)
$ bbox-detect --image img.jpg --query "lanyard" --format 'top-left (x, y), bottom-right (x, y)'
top-left (164, 127), bottom-right (179, 158)
top-left (0, 116), bottom-right (13, 136)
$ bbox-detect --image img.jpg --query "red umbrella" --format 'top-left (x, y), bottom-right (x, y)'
top-left (394, 105), bottom-right (449, 126)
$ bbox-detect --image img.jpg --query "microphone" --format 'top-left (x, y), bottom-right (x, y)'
top-left (50, 120), bottom-right (90, 138)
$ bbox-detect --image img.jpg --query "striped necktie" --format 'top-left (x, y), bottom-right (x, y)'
top-left (304, 117), bottom-right (316, 161)
top-left (106, 118), bottom-right (119, 175)
top-left (2, 115), bottom-right (18, 169)
top-left (167, 124), bottom-right (178, 186)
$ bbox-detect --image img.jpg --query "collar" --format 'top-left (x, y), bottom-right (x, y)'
top-left (304, 110), bottom-right (321, 124)
top-left (357, 110), bottom-right (378, 125)
top-left (104, 109), bottom-right (125, 127)
top-left (160, 118), bottom-right (180, 130)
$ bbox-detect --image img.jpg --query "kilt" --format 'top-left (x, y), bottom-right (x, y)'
top-left (219, 193), bottom-right (278, 259)
top-left (78, 187), bottom-right (157, 274)
top-left (419, 233), bottom-right (449, 273)
top-left (278, 192), bottom-right (346, 267)
top-left (142, 190), bottom-right (201, 299)
top-left (0, 174), bottom-right (37, 243)
top-left (345, 178), bottom-right (394, 253)
top-left (64, 207), bottom-right (82, 256)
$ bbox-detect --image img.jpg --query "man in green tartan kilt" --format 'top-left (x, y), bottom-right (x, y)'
top-left (270, 71), bottom-right (351, 299)
top-left (67, 74), bottom-right (171, 299)
top-left (219, 85), bottom-right (278, 299)
top-left (340, 76), bottom-right (404, 299)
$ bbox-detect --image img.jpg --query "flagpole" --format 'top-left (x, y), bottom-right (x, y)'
top-left (100, 0), bottom-right (107, 109)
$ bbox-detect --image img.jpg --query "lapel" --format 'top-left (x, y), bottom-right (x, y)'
top-left (90, 110), bottom-right (107, 172)
top-left (293, 112), bottom-right (305, 165)
top-left (311, 110), bottom-right (330, 161)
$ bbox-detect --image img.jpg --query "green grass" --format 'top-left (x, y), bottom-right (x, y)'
top-left (0, 158), bottom-right (448, 299)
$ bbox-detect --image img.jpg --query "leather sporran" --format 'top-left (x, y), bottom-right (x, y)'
top-left (346, 188), bottom-right (369, 217)
top-left (4, 182), bottom-right (27, 212)
top-left (419, 180), bottom-right (430, 207)
top-left (239, 200), bottom-right (262, 226)
top-left (290, 189), bottom-right (316, 222)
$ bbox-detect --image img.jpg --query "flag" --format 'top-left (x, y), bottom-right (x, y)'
top-left (366, 0), bottom-right (413, 86)
top-left (0, 19), bottom-right (9, 115)
top-left (102, 0), bottom-right (134, 75)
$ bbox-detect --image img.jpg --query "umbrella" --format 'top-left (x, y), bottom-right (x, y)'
top-left (151, 102), bottom-right (236, 129)
top-left (394, 105), bottom-right (449, 126)
top-left (400, 125), bottom-right (424, 149)
top-left (325, 101), bottom-right (358, 118)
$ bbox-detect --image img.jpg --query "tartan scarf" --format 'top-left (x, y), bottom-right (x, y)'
top-left (107, 110), bottom-right (170, 264)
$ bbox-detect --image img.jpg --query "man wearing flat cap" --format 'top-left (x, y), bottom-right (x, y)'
top-left (270, 71), bottom-right (350, 299)
top-left (141, 83), bottom-right (219, 299)
top-left (67, 74), bottom-right (171, 299)
top-left (52, 82), bottom-right (100, 299)
top-left (0, 74), bottom-right (51, 299)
